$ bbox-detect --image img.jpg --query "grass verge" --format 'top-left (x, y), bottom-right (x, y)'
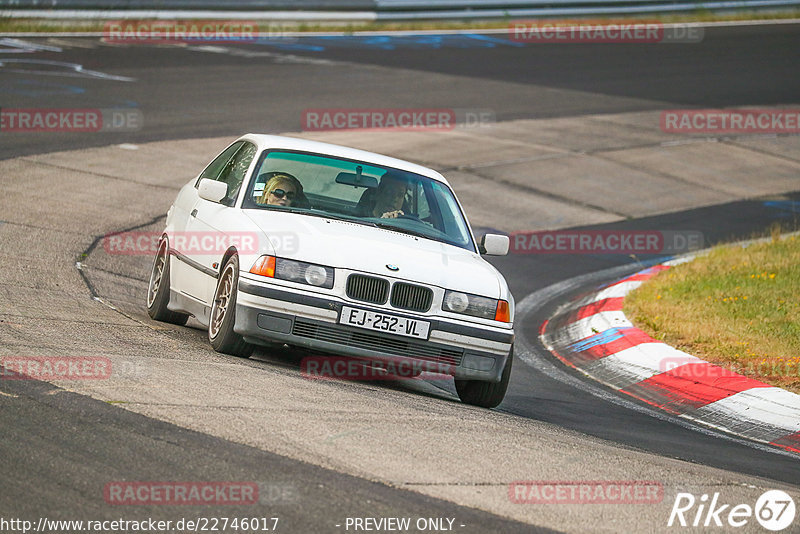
top-left (624, 231), bottom-right (800, 394)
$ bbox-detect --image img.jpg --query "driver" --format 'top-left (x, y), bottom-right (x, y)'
top-left (356, 173), bottom-right (409, 219)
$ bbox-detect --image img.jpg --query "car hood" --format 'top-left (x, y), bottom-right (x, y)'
top-left (243, 210), bottom-right (502, 296)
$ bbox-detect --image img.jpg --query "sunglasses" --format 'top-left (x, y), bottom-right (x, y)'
top-left (270, 188), bottom-right (296, 200)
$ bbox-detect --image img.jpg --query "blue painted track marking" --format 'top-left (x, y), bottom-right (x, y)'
top-left (251, 33), bottom-right (524, 51)
top-left (763, 200), bottom-right (800, 218)
top-left (567, 326), bottom-right (633, 352)
top-left (0, 79), bottom-right (86, 97)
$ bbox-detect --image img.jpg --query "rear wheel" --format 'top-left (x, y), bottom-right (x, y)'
top-left (146, 239), bottom-right (189, 325)
top-left (454, 345), bottom-right (513, 408)
top-left (209, 255), bottom-right (253, 358)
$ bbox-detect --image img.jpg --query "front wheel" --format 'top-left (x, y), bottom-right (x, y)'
top-left (209, 255), bottom-right (253, 358)
top-left (146, 238), bottom-right (189, 325)
top-left (454, 345), bottom-right (513, 408)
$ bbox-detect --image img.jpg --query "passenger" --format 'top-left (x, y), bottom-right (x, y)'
top-left (356, 173), bottom-right (409, 219)
top-left (258, 173), bottom-right (307, 208)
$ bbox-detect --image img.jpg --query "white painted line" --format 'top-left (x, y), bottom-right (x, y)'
top-left (0, 59), bottom-right (135, 82)
top-left (0, 37), bottom-right (62, 52)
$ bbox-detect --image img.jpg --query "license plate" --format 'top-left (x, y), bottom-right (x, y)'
top-left (339, 306), bottom-right (430, 340)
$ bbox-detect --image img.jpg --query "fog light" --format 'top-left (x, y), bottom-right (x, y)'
top-left (462, 353), bottom-right (496, 371)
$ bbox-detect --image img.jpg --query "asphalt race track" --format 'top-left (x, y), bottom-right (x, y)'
top-left (1, 22), bottom-right (800, 533)
top-left (2, 23), bottom-right (799, 159)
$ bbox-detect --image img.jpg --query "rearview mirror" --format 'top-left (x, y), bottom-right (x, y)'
top-left (480, 234), bottom-right (509, 256)
top-left (198, 178), bottom-right (228, 203)
top-left (335, 172), bottom-right (378, 188)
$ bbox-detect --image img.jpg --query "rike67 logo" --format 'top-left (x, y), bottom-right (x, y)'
top-left (668, 490), bottom-right (796, 531)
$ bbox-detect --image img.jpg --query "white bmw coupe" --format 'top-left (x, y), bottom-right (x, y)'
top-left (147, 134), bottom-right (515, 407)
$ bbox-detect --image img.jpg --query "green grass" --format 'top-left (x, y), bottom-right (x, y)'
top-left (1, 11), bottom-right (800, 34)
top-left (624, 231), bottom-right (800, 393)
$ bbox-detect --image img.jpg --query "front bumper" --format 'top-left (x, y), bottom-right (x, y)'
top-left (234, 279), bottom-right (513, 382)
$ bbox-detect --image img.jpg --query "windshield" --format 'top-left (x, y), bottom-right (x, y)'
top-left (242, 149), bottom-right (475, 251)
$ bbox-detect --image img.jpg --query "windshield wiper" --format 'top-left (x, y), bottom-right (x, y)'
top-left (256, 207), bottom-right (437, 240)
top-left (371, 221), bottom-right (432, 240)
top-left (282, 209), bottom-right (389, 229)
top-left (278, 208), bottom-right (353, 222)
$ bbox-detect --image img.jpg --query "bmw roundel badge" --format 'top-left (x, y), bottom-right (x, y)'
top-left (386, 264), bottom-right (400, 271)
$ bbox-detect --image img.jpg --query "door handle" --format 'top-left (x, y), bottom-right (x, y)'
top-left (190, 209), bottom-right (198, 217)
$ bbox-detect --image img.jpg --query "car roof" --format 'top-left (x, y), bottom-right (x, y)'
top-left (239, 134), bottom-right (450, 186)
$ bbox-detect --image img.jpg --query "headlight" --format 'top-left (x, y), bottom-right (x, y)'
top-left (443, 291), bottom-right (470, 313)
top-left (443, 290), bottom-right (511, 322)
top-left (304, 265), bottom-right (329, 286)
top-left (250, 256), bottom-right (334, 289)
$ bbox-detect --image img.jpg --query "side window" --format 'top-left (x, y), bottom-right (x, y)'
top-left (195, 142), bottom-right (243, 187)
top-left (413, 180), bottom-right (431, 220)
top-left (217, 142), bottom-right (257, 204)
top-left (430, 182), bottom-right (469, 245)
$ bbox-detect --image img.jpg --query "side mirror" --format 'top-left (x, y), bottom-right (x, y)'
top-left (198, 178), bottom-right (229, 203)
top-left (480, 234), bottom-right (509, 256)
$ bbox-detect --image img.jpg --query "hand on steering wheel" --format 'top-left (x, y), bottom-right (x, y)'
top-left (380, 209), bottom-right (404, 219)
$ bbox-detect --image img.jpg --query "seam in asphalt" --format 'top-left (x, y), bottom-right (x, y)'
top-left (0, 217), bottom-right (88, 236)
top-left (76, 212), bottom-right (166, 300)
top-left (725, 138), bottom-right (800, 165)
top-left (73, 212), bottom-right (173, 332)
top-left (20, 157), bottom-right (182, 190)
top-left (439, 152), bottom-right (573, 172)
top-left (438, 165), bottom-right (630, 218)
top-left (0, 313), bottom-right (137, 325)
top-left (587, 151), bottom-right (739, 198)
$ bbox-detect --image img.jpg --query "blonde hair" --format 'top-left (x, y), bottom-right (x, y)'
top-left (258, 173), bottom-right (302, 205)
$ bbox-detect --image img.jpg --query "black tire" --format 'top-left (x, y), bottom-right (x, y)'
top-left (146, 238), bottom-right (189, 325)
top-left (208, 255), bottom-right (253, 358)
top-left (454, 345), bottom-right (513, 408)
